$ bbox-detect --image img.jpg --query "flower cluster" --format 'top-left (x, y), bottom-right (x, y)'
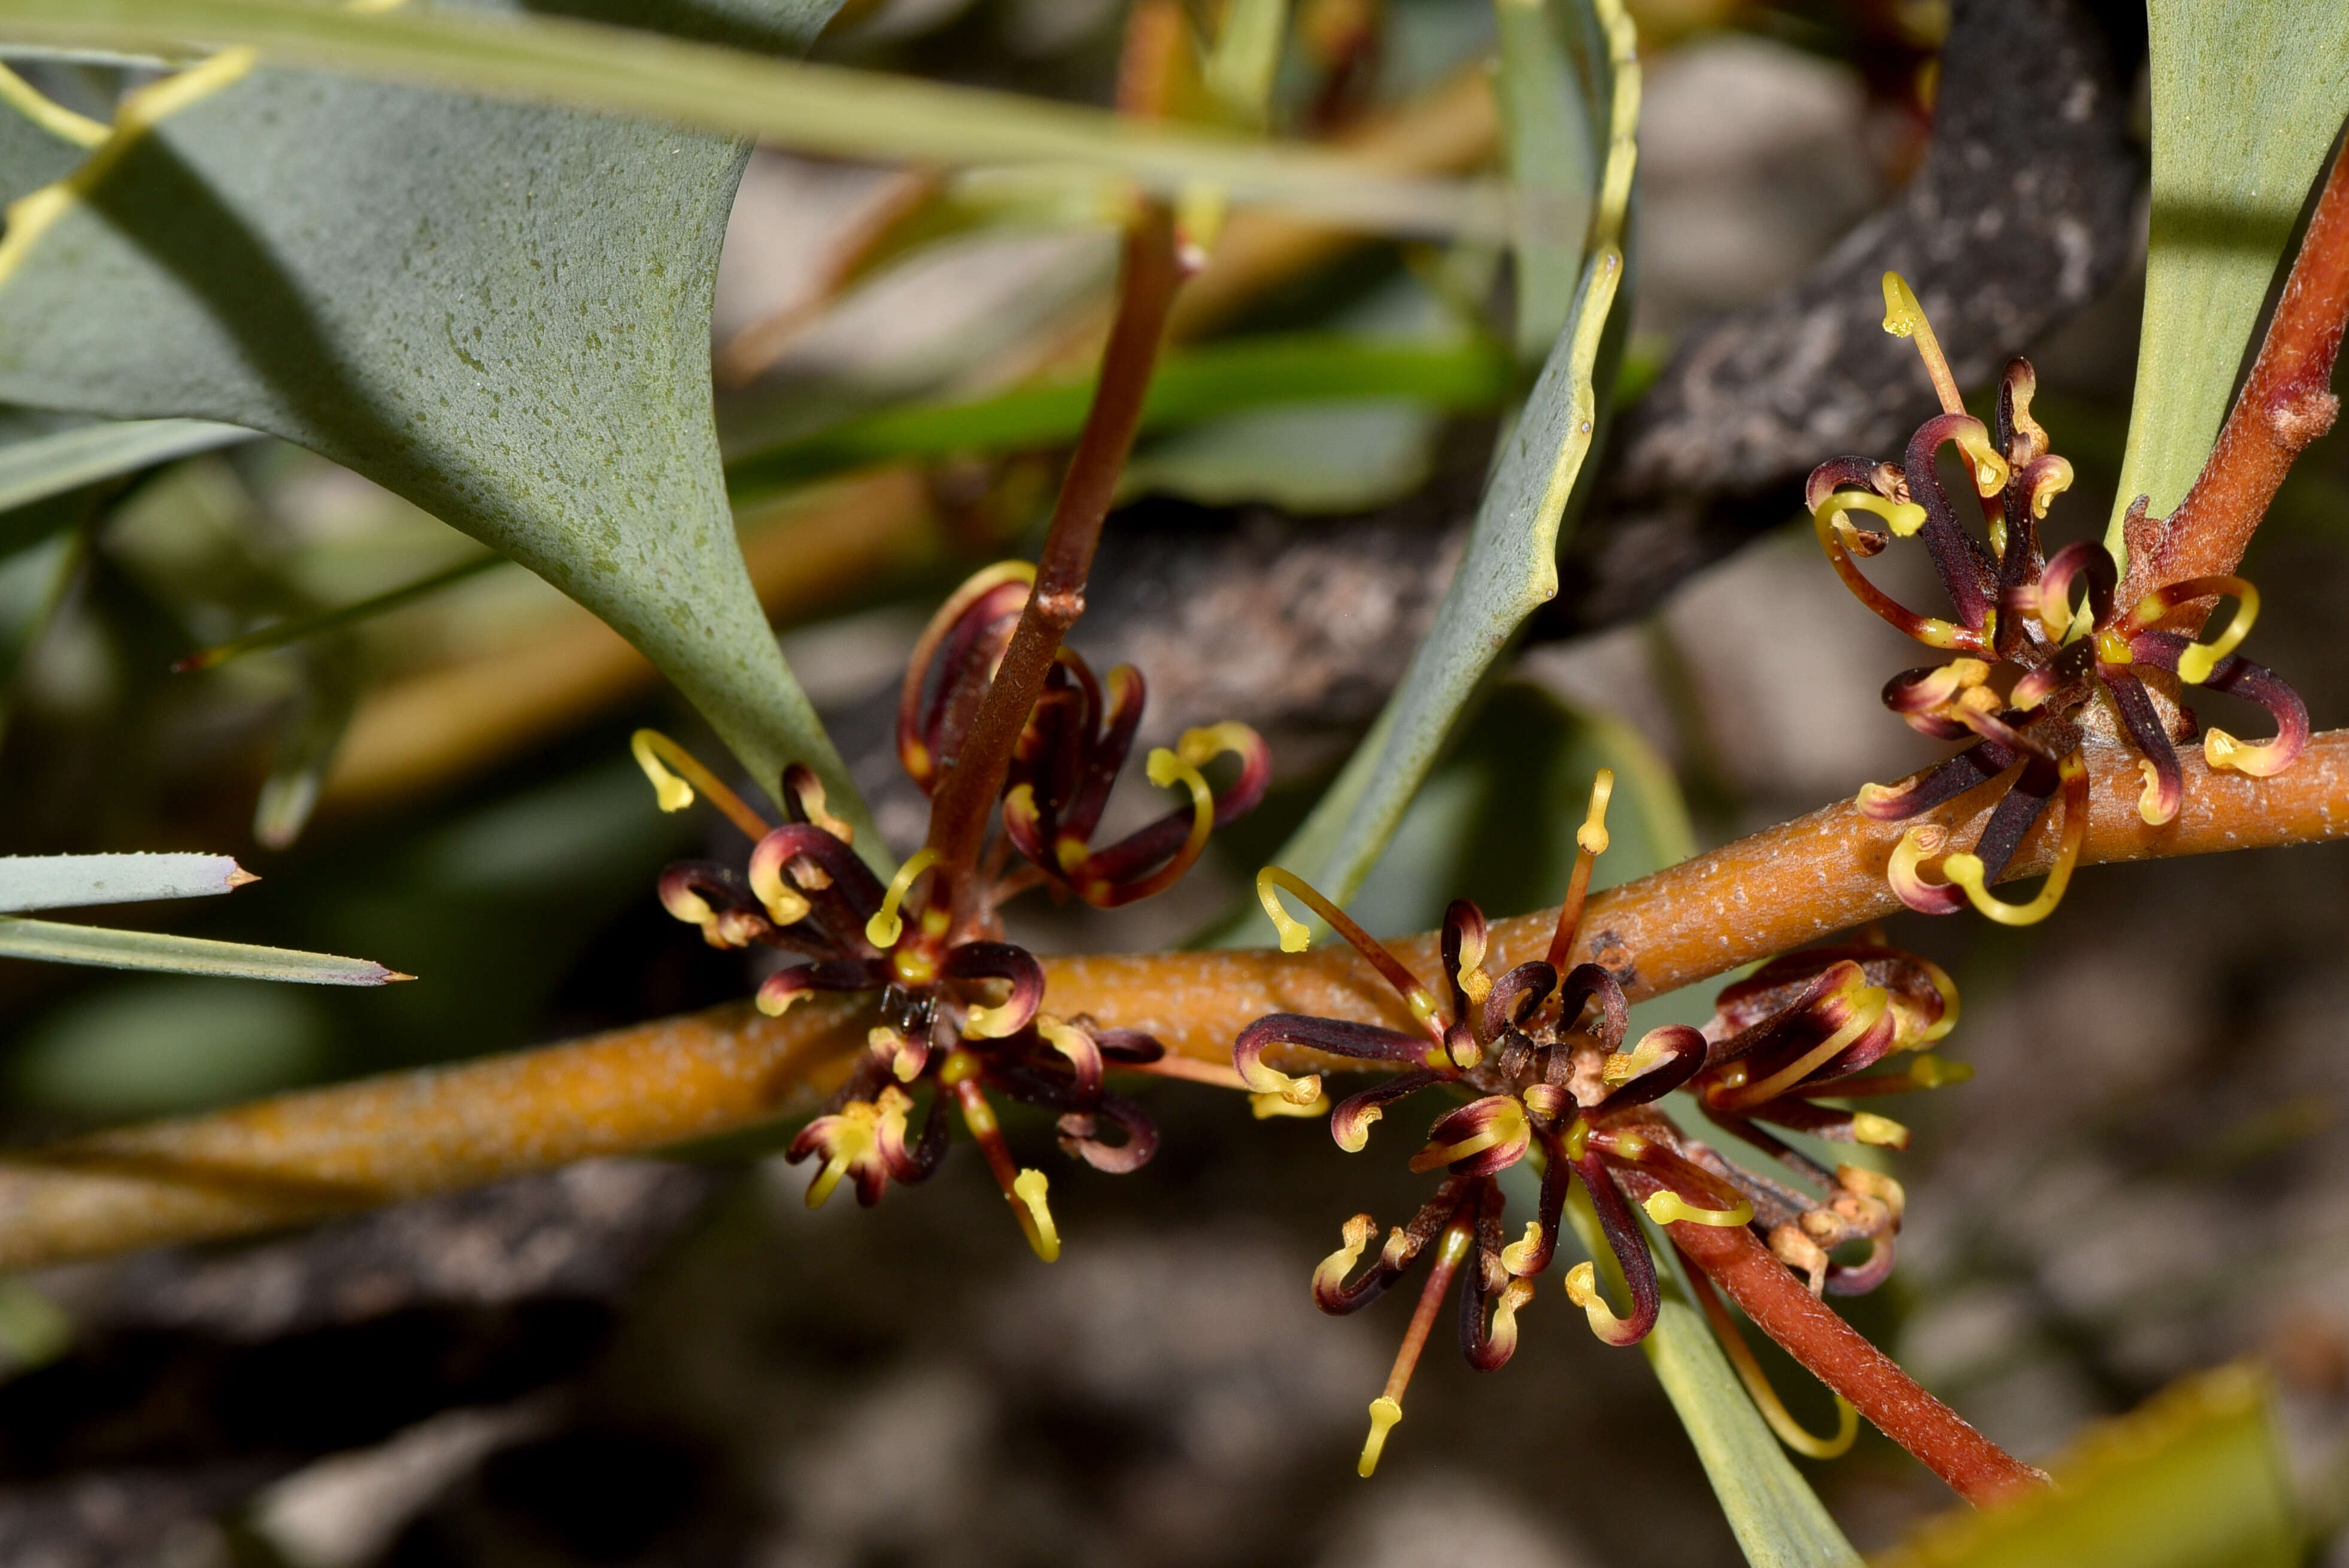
top-left (640, 561), bottom-right (1269, 1257)
top-left (1811, 273), bottom-right (2309, 925)
top-left (1236, 774), bottom-right (1963, 1473)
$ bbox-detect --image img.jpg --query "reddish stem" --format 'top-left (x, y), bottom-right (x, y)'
top-left (2139, 143), bottom-right (2349, 598)
top-left (1666, 1214), bottom-right (2045, 1506)
top-left (921, 206), bottom-right (1182, 899)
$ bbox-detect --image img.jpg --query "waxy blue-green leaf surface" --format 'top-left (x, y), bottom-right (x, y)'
top-left (0, 0), bottom-right (1509, 242)
top-left (2105, 4), bottom-right (2349, 561)
top-left (0, 0), bottom-right (881, 855)
top-left (0, 916), bottom-right (403, 984)
top-left (0, 852), bottom-right (253, 911)
top-left (1259, 0), bottom-right (1636, 908)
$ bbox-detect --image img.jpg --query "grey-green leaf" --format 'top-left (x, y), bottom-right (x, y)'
top-left (1258, 0), bottom-right (1637, 908)
top-left (1560, 1189), bottom-right (1864, 1568)
top-left (0, 415), bottom-right (251, 514)
top-left (1492, 0), bottom-right (1598, 361)
top-left (0, 0), bottom-right (882, 858)
top-left (0, 852), bottom-right (254, 911)
top-left (2105, 3), bottom-right (2349, 560)
top-left (0, 916), bottom-right (405, 984)
top-left (1642, 1296), bottom-right (1864, 1568)
top-left (0, 0), bottom-right (1507, 242)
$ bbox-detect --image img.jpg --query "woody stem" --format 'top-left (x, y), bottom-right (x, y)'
top-left (1665, 1215), bottom-right (2044, 1505)
top-left (921, 206), bottom-right (1182, 897)
top-left (2, 731), bottom-right (2344, 1271)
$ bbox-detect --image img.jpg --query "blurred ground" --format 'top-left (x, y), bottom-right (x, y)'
top-left (3, 5), bottom-right (2348, 1567)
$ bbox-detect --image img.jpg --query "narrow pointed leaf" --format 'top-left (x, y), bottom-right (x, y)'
top-left (1563, 1187), bottom-right (1864, 1568)
top-left (1262, 0), bottom-right (1637, 906)
top-left (726, 333), bottom-right (1509, 498)
top-left (0, 916), bottom-right (404, 984)
top-left (2105, 4), bottom-right (2349, 558)
top-left (0, 415), bottom-right (251, 513)
top-left (0, 852), bottom-right (255, 911)
top-left (0, 0), bottom-right (1510, 242)
top-left (0, 0), bottom-right (885, 858)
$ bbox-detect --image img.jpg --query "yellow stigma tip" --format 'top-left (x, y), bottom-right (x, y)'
top-left (1643, 1191), bottom-right (1755, 1228)
top-left (1908, 1055), bottom-right (1973, 1089)
top-left (1255, 867), bottom-right (1313, 952)
top-left (1577, 769), bottom-right (1614, 854)
top-left (1851, 1112), bottom-right (1910, 1148)
top-left (865, 847), bottom-right (939, 950)
top-left (1251, 1090), bottom-right (1330, 1119)
top-left (1011, 1168), bottom-right (1061, 1262)
top-left (1358, 1397), bottom-right (1403, 1477)
top-left (1880, 271), bottom-right (1922, 338)
top-left (630, 730), bottom-right (694, 813)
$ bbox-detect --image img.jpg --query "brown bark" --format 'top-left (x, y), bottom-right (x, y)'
top-left (1667, 1214), bottom-right (2045, 1506)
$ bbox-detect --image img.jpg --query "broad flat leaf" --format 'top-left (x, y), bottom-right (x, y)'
top-left (0, 852), bottom-right (254, 910)
top-left (0, 915), bottom-right (404, 983)
top-left (1553, 1185), bottom-right (1862, 1568)
top-left (1873, 1365), bottom-right (2296, 1568)
top-left (0, 0), bottom-right (1512, 243)
top-left (2105, 4), bottom-right (2349, 560)
top-left (0, 0), bottom-right (887, 858)
top-left (1258, 0), bottom-right (1637, 908)
top-left (0, 80), bottom-right (86, 200)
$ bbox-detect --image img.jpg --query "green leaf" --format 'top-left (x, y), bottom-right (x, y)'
top-left (2105, 4), bottom-right (2349, 560)
top-left (724, 334), bottom-right (1510, 498)
top-left (0, 414), bottom-right (251, 514)
top-left (0, 0), bottom-right (1511, 242)
top-left (1121, 400), bottom-right (1440, 514)
top-left (0, 915), bottom-right (406, 984)
top-left (1256, 0), bottom-right (1637, 908)
top-left (0, 852), bottom-right (255, 910)
top-left (1558, 1186), bottom-right (1864, 1568)
top-left (0, 74), bottom-right (92, 200)
top-left (1874, 1365), bottom-right (2298, 1568)
top-left (1200, 0), bottom-right (1288, 128)
top-left (1492, 0), bottom-right (1600, 360)
top-left (0, 0), bottom-right (887, 857)
top-left (1345, 680), bottom-right (1692, 936)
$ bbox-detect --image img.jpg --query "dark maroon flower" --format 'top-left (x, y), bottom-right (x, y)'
top-left (1810, 274), bottom-right (2308, 925)
top-left (638, 561), bottom-right (1267, 1257)
top-left (1238, 773), bottom-right (1965, 1473)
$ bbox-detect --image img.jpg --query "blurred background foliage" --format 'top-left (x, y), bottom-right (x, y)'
top-left (0, 0), bottom-right (2345, 1563)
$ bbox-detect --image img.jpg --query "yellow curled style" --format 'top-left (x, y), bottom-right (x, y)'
top-left (1941, 752), bottom-right (2089, 925)
top-left (1010, 1169), bottom-right (1061, 1263)
top-left (1642, 1190), bottom-right (1755, 1228)
top-left (864, 848), bottom-right (940, 949)
top-left (1254, 865), bottom-right (1316, 952)
top-left (2146, 576), bottom-right (2259, 685)
top-left (1688, 1262), bottom-right (1859, 1460)
top-left (630, 730), bottom-right (773, 839)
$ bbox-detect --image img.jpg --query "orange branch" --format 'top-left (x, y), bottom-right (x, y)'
top-left (4, 730), bottom-right (2344, 1270)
